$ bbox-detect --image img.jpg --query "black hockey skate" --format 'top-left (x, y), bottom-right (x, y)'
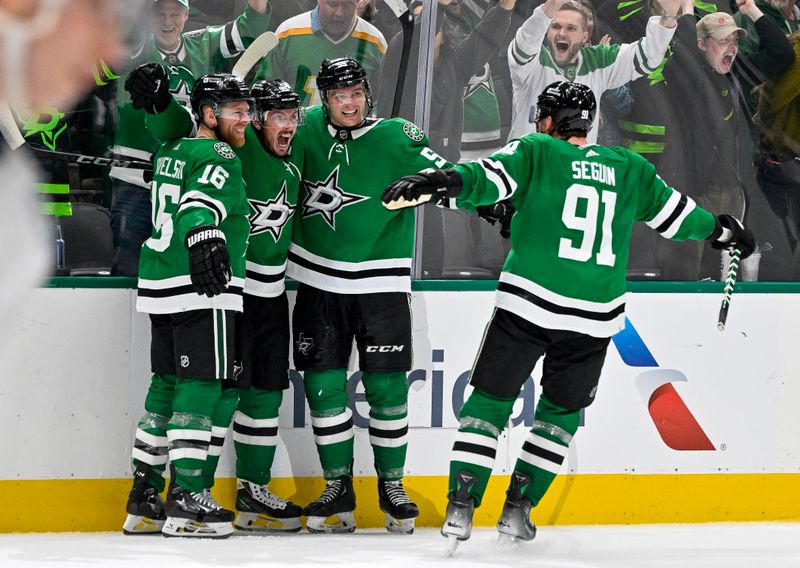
top-left (441, 470), bottom-right (478, 556)
top-left (496, 471), bottom-right (537, 546)
top-left (234, 479), bottom-right (303, 533)
top-left (303, 476), bottom-right (356, 533)
top-left (162, 486), bottom-right (234, 538)
top-left (378, 479), bottom-right (419, 535)
top-left (122, 464), bottom-right (166, 535)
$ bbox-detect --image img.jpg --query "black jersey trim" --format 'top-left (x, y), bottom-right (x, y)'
top-left (522, 440), bottom-right (565, 465)
top-left (180, 196), bottom-right (224, 224)
top-left (287, 251), bottom-right (411, 280)
top-left (479, 158), bottom-right (514, 199)
top-left (452, 440), bottom-right (497, 459)
top-left (246, 269), bottom-right (285, 284)
top-left (137, 283), bottom-right (244, 298)
top-left (497, 282), bottom-right (625, 322)
top-left (655, 194), bottom-right (688, 234)
top-left (223, 22), bottom-right (237, 57)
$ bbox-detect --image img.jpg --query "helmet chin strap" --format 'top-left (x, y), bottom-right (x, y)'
top-left (0, 1), bottom-right (66, 111)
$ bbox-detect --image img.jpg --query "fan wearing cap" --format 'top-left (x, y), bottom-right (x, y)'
top-left (696, 11), bottom-right (750, 75)
top-left (110, 0), bottom-right (271, 278)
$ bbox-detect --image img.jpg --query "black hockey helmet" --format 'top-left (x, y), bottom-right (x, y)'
top-left (190, 73), bottom-right (253, 122)
top-left (535, 81), bottom-right (597, 135)
top-left (250, 79), bottom-right (301, 123)
top-left (316, 56), bottom-right (373, 117)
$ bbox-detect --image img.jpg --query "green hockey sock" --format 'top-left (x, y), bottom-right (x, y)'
top-left (512, 394), bottom-right (580, 506)
top-left (449, 388), bottom-right (516, 507)
top-left (167, 378), bottom-right (221, 493)
top-left (363, 371), bottom-right (408, 480)
top-left (233, 387), bottom-right (282, 485)
top-left (304, 369), bottom-right (354, 479)
top-left (202, 387), bottom-right (239, 489)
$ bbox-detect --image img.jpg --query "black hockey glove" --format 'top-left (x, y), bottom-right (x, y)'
top-left (185, 225), bottom-right (231, 297)
top-left (124, 63), bottom-right (170, 114)
top-left (476, 200), bottom-right (515, 239)
top-left (707, 214), bottom-right (755, 259)
top-left (382, 169), bottom-right (463, 210)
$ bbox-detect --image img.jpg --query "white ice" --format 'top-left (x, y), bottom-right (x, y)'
top-left (1, 523), bottom-right (799, 568)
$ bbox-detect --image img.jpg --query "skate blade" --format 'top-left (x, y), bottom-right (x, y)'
top-left (122, 514), bottom-right (164, 535)
top-left (235, 512), bottom-right (302, 533)
top-left (384, 513), bottom-right (415, 535)
top-left (162, 517), bottom-right (233, 539)
top-left (305, 512), bottom-right (356, 534)
top-left (495, 532), bottom-right (522, 552)
top-left (445, 534), bottom-right (460, 557)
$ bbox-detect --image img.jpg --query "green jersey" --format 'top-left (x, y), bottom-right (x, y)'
top-left (146, 98), bottom-right (303, 297)
top-left (454, 135), bottom-right (716, 337)
top-left (254, 9), bottom-right (386, 107)
top-left (238, 127), bottom-right (303, 298)
top-left (137, 138), bottom-right (249, 314)
top-left (112, 5), bottom-right (270, 188)
top-left (289, 106), bottom-right (447, 294)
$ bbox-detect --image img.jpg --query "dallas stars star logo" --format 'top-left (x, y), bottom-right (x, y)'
top-left (249, 181), bottom-right (296, 242)
top-left (464, 63), bottom-right (495, 99)
top-left (302, 166), bottom-right (367, 229)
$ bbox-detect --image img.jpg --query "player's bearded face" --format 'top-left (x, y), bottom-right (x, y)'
top-left (262, 109), bottom-right (300, 157)
top-left (327, 84), bottom-right (367, 128)
top-left (152, 0), bottom-right (189, 51)
top-left (215, 101), bottom-right (252, 148)
top-left (546, 10), bottom-right (588, 67)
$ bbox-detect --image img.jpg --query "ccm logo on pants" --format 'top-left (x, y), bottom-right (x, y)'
top-left (365, 345), bottom-right (404, 353)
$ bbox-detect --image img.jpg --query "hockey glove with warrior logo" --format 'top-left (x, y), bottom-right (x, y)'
top-left (707, 214), bottom-right (755, 259)
top-left (382, 168), bottom-right (463, 210)
top-left (125, 63), bottom-right (170, 114)
top-left (185, 225), bottom-right (231, 297)
top-left (476, 200), bottom-right (515, 239)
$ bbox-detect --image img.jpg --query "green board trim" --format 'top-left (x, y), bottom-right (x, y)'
top-left (46, 277), bottom-right (800, 293)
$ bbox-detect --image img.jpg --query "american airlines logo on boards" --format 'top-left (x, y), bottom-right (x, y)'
top-left (611, 317), bottom-right (715, 451)
top-left (280, 319), bottom-right (714, 451)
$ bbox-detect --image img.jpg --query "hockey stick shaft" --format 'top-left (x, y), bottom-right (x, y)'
top-left (717, 248), bottom-right (741, 331)
top-left (232, 31), bottom-right (279, 79)
top-left (382, 0), bottom-right (414, 117)
top-left (28, 146), bottom-right (153, 170)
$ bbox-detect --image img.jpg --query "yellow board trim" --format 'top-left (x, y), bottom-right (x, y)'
top-left (1, 474), bottom-right (799, 533)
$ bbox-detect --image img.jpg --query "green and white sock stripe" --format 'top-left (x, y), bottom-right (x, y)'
top-left (451, 430), bottom-right (499, 470)
top-left (310, 408), bottom-right (355, 446)
top-left (233, 412), bottom-right (279, 446)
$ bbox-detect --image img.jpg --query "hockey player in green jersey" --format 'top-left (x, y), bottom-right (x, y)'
top-left (201, 80), bottom-right (306, 533)
top-left (383, 81), bottom-right (755, 550)
top-left (291, 57), bottom-right (450, 535)
top-left (132, 74), bottom-right (306, 532)
top-left (123, 73), bottom-right (253, 539)
top-left (111, 0), bottom-right (270, 277)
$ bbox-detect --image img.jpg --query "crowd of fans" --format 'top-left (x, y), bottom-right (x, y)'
top-left (12, 0), bottom-right (800, 281)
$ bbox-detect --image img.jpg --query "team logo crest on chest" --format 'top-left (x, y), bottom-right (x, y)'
top-left (301, 165), bottom-right (367, 229)
top-left (249, 182), bottom-right (296, 241)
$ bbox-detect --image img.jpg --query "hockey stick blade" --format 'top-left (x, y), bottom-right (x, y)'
top-left (717, 248), bottom-right (741, 331)
top-left (232, 31), bottom-right (279, 79)
top-left (382, 193), bottom-right (432, 210)
top-left (0, 101), bottom-right (26, 150)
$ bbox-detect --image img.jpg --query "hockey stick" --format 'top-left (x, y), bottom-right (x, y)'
top-left (231, 31), bottom-right (278, 79)
top-left (717, 248), bottom-right (741, 331)
top-left (382, 0), bottom-right (414, 117)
